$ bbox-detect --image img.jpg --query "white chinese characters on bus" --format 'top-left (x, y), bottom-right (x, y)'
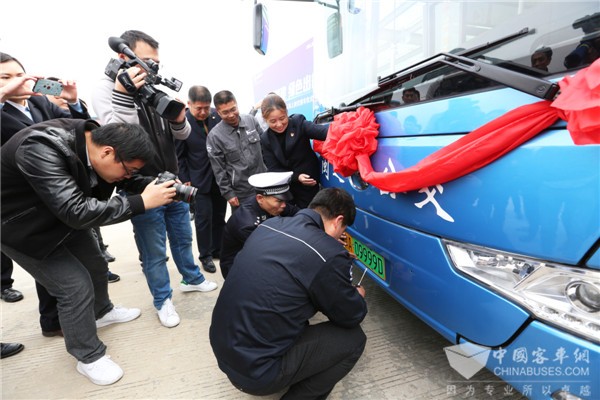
top-left (414, 185), bottom-right (454, 222)
top-left (379, 158), bottom-right (397, 200)
top-left (321, 159), bottom-right (330, 181)
top-left (321, 159), bottom-right (345, 184)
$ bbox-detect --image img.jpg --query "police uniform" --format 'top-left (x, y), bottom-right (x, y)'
top-left (210, 207), bottom-right (367, 397)
top-left (219, 172), bottom-right (299, 279)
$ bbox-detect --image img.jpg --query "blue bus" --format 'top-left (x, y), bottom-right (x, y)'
top-left (254, 1), bottom-right (599, 398)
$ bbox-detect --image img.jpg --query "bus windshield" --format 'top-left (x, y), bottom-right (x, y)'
top-left (308, 1), bottom-right (599, 111)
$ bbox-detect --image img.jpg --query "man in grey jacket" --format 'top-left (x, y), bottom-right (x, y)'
top-left (206, 90), bottom-right (266, 212)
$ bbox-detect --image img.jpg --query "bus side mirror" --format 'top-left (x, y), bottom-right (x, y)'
top-left (327, 11), bottom-right (343, 58)
top-left (253, 3), bottom-right (269, 55)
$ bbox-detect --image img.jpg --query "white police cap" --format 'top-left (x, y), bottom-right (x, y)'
top-left (249, 171), bottom-right (293, 201)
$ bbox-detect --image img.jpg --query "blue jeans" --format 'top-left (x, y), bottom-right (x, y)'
top-left (131, 201), bottom-right (205, 309)
top-left (2, 229), bottom-right (112, 363)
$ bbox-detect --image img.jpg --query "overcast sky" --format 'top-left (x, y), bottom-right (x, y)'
top-left (1, 0), bottom-right (315, 117)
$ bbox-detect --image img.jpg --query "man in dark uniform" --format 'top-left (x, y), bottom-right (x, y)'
top-left (210, 187), bottom-right (367, 399)
top-left (219, 171), bottom-right (299, 279)
top-left (176, 86), bottom-right (226, 273)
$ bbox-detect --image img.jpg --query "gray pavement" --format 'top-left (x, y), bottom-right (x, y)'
top-left (1, 219), bottom-right (524, 399)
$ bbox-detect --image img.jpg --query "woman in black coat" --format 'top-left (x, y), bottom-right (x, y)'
top-left (259, 93), bottom-right (328, 208)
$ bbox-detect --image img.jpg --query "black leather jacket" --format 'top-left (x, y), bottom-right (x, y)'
top-left (1, 119), bottom-right (147, 259)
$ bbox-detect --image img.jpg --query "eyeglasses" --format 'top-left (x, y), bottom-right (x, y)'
top-left (117, 153), bottom-right (139, 176)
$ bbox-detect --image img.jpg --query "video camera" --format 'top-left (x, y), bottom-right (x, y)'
top-left (104, 37), bottom-right (185, 120)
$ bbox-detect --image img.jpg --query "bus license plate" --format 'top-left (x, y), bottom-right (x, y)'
top-left (344, 233), bottom-right (386, 281)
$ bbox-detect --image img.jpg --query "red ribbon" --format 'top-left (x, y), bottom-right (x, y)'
top-left (314, 59), bottom-right (600, 193)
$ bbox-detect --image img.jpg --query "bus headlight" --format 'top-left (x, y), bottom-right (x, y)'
top-left (444, 240), bottom-right (600, 343)
top-left (570, 282), bottom-right (600, 312)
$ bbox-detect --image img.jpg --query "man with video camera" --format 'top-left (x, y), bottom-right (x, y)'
top-left (92, 30), bottom-right (217, 329)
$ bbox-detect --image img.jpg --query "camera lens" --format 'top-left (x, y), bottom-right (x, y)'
top-left (174, 183), bottom-right (197, 204)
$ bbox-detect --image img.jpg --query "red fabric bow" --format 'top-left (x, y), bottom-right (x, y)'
top-left (314, 59), bottom-right (600, 193)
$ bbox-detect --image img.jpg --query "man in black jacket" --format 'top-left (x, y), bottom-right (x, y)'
top-left (210, 188), bottom-right (367, 398)
top-left (1, 117), bottom-right (178, 385)
top-left (176, 86), bottom-right (226, 273)
top-left (0, 52), bottom-right (91, 308)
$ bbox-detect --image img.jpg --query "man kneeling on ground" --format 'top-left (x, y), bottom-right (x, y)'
top-left (210, 187), bottom-right (367, 399)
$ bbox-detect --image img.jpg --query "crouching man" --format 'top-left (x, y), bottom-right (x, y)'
top-left (210, 187), bottom-right (367, 399)
top-left (1, 118), bottom-right (178, 385)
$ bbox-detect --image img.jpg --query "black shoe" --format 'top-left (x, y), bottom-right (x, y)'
top-left (107, 271), bottom-right (121, 283)
top-left (200, 257), bottom-right (216, 273)
top-left (42, 329), bottom-right (63, 338)
top-left (102, 249), bottom-right (116, 263)
top-left (1, 288), bottom-right (24, 303)
top-left (1, 342), bottom-right (24, 359)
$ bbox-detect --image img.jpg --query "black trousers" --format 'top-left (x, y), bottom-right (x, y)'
top-left (238, 322), bottom-right (366, 400)
top-left (0, 252), bottom-right (14, 291)
top-left (194, 181), bottom-right (227, 259)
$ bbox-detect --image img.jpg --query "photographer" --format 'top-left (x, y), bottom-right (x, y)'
top-left (0, 52), bottom-right (92, 338)
top-left (92, 30), bottom-right (217, 329)
top-left (1, 117), bottom-right (177, 384)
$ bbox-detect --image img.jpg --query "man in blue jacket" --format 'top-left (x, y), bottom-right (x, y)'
top-left (210, 187), bottom-right (367, 398)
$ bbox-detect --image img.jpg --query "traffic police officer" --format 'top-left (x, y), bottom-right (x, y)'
top-left (219, 171), bottom-right (299, 278)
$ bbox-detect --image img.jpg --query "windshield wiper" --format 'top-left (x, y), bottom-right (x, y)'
top-left (349, 26), bottom-right (557, 106)
top-left (438, 53), bottom-right (559, 100)
top-left (377, 27), bottom-right (533, 88)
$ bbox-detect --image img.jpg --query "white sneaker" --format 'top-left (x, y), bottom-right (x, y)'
top-left (157, 298), bottom-right (180, 328)
top-left (76, 355), bottom-right (123, 385)
top-left (179, 279), bottom-right (218, 293)
top-left (96, 306), bottom-right (141, 329)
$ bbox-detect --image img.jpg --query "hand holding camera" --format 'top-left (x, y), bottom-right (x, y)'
top-left (141, 178), bottom-right (177, 210)
top-left (31, 78), bottom-right (80, 104)
top-left (0, 75), bottom-right (40, 103)
top-left (155, 172), bottom-right (198, 203)
top-left (114, 66), bottom-right (147, 95)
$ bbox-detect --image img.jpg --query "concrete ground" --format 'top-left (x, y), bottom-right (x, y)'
top-left (1, 219), bottom-right (523, 400)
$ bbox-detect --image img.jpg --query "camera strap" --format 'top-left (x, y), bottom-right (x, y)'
top-left (117, 72), bottom-right (137, 94)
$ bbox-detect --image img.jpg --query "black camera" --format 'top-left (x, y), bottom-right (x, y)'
top-left (104, 37), bottom-right (185, 120)
top-left (156, 171), bottom-right (197, 204)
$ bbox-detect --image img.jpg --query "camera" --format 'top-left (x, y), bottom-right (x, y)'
top-left (104, 38), bottom-right (185, 120)
top-left (156, 171), bottom-right (197, 203)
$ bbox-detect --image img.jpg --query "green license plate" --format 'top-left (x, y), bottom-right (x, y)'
top-left (344, 233), bottom-right (386, 281)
